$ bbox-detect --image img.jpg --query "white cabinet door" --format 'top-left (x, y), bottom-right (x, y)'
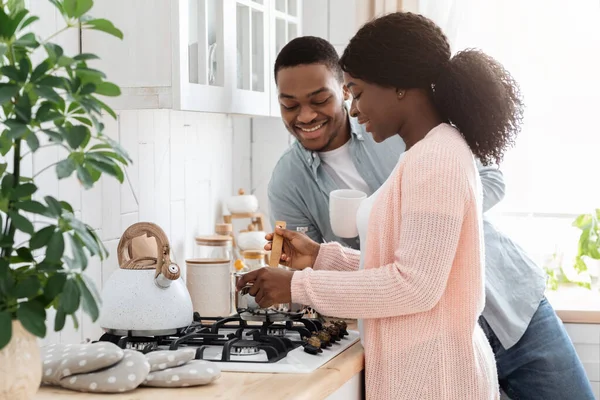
top-left (174, 0), bottom-right (231, 113)
top-left (81, 0), bottom-right (172, 109)
top-left (269, 0), bottom-right (302, 117)
top-left (229, 0), bottom-right (271, 116)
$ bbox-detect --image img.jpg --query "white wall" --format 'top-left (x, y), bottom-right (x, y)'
top-left (36, 109), bottom-right (246, 345)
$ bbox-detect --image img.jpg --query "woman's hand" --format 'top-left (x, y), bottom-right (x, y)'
top-left (265, 227), bottom-right (320, 270)
top-left (235, 267), bottom-right (294, 308)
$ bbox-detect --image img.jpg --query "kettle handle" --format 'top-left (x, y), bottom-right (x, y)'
top-left (117, 222), bottom-right (180, 281)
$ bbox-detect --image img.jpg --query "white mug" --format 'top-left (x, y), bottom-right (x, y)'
top-left (329, 189), bottom-right (367, 238)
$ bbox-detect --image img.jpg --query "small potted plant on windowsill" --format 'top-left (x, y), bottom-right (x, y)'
top-left (572, 209), bottom-right (600, 289)
top-left (0, 1), bottom-right (127, 399)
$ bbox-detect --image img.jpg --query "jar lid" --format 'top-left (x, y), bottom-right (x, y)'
top-left (186, 258), bottom-right (230, 265)
top-left (195, 235), bottom-right (232, 246)
top-left (215, 223), bottom-right (232, 234)
top-left (242, 250), bottom-right (266, 259)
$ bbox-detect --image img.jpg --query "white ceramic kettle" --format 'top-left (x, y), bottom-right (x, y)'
top-left (99, 222), bottom-right (193, 336)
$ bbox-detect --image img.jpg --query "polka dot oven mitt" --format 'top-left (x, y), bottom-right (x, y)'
top-left (41, 342), bottom-right (124, 385)
top-left (59, 349), bottom-right (150, 393)
top-left (143, 359), bottom-right (221, 388)
top-left (146, 348), bottom-right (196, 371)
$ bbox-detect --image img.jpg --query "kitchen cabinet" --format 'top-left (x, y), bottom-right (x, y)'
top-left (83, 0), bottom-right (302, 115)
top-left (268, 0), bottom-right (302, 116)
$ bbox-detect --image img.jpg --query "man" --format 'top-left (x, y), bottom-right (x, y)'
top-left (267, 36), bottom-right (594, 399)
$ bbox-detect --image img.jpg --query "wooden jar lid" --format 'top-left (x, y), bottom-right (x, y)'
top-left (215, 223), bottom-right (232, 234)
top-left (195, 235), bottom-right (232, 246)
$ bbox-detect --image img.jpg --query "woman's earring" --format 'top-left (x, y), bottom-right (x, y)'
top-left (397, 91), bottom-right (404, 98)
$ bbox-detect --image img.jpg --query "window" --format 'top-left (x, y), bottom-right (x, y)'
top-left (420, 0), bottom-right (600, 283)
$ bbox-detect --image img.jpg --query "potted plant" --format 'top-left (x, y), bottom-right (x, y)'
top-left (572, 209), bottom-right (600, 288)
top-left (0, 0), bottom-right (127, 398)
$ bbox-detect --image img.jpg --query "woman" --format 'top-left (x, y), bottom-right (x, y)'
top-left (238, 12), bottom-right (523, 399)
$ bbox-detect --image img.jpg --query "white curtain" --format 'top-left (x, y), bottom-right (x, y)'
top-left (419, 0), bottom-right (600, 215)
top-left (418, 0), bottom-right (600, 263)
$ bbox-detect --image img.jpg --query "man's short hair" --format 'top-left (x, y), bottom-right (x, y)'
top-left (274, 36), bottom-right (343, 83)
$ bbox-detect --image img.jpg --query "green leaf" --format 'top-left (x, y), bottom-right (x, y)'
top-left (15, 247), bottom-right (34, 262)
top-left (42, 129), bottom-right (63, 143)
top-left (73, 116), bottom-right (92, 126)
top-left (76, 275), bottom-right (99, 321)
top-left (73, 53), bottom-right (99, 61)
top-left (95, 82), bottom-right (121, 97)
top-left (83, 18), bottom-right (124, 39)
top-left (56, 157), bottom-right (77, 179)
top-left (60, 201), bottom-right (74, 213)
top-left (43, 196), bottom-right (62, 218)
top-left (11, 182), bottom-right (37, 200)
top-left (0, 83), bottom-right (19, 103)
top-left (8, 210), bottom-right (34, 234)
top-left (76, 165), bottom-right (94, 189)
top-left (14, 275), bottom-right (41, 298)
top-left (79, 83), bottom-right (96, 95)
top-left (14, 32), bottom-right (39, 48)
top-left (63, 0), bottom-right (77, 17)
top-left (86, 158), bottom-right (123, 182)
top-left (25, 131), bottom-right (40, 152)
top-left (45, 273), bottom-right (66, 301)
top-left (43, 43), bottom-right (63, 62)
top-left (18, 57), bottom-right (31, 81)
top-left (5, 119), bottom-right (28, 139)
top-left (7, 0), bottom-right (25, 14)
top-left (0, 260), bottom-right (15, 296)
top-left (17, 300), bottom-right (46, 337)
top-left (0, 163), bottom-right (6, 175)
top-left (17, 200), bottom-right (47, 215)
top-left (75, 67), bottom-right (105, 85)
top-left (19, 15), bottom-right (38, 30)
top-left (54, 308), bottom-right (66, 331)
top-left (0, 131), bottom-right (11, 156)
top-left (0, 311), bottom-right (12, 349)
top-left (31, 60), bottom-right (51, 82)
top-left (59, 279), bottom-right (80, 313)
top-left (45, 231), bottom-right (65, 263)
top-left (1, 173), bottom-right (15, 197)
top-left (30, 225), bottom-right (55, 250)
top-left (67, 234), bottom-right (87, 270)
top-left (65, 125), bottom-right (90, 149)
top-left (0, 66), bottom-right (21, 82)
top-left (37, 76), bottom-right (64, 89)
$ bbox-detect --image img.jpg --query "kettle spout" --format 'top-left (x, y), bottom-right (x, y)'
top-left (155, 263), bottom-right (180, 288)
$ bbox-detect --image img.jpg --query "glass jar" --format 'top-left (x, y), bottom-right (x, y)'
top-left (194, 235), bottom-right (233, 260)
top-left (242, 250), bottom-right (267, 271)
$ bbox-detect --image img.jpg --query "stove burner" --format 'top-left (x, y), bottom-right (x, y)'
top-left (266, 327), bottom-right (287, 337)
top-left (230, 340), bottom-right (260, 355)
top-left (95, 313), bottom-right (345, 364)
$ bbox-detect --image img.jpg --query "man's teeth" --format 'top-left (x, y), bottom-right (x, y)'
top-left (298, 124), bottom-right (324, 132)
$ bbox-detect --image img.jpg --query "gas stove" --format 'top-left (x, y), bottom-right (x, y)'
top-left (97, 313), bottom-right (360, 373)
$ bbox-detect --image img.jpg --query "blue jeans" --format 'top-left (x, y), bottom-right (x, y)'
top-left (480, 298), bottom-right (595, 400)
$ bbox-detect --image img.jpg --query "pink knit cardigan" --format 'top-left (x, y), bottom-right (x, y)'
top-left (291, 124), bottom-right (499, 399)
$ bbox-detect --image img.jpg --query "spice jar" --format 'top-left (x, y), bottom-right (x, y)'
top-left (242, 250), bottom-right (267, 271)
top-left (194, 235), bottom-right (233, 261)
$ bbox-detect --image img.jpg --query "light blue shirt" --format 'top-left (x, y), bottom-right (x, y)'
top-left (268, 115), bottom-right (546, 349)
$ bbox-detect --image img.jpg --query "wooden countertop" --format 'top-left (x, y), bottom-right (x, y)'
top-left (34, 341), bottom-right (365, 400)
top-left (546, 286), bottom-right (600, 324)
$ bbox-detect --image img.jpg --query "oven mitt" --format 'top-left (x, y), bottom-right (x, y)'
top-left (146, 348), bottom-right (197, 371)
top-left (142, 360), bottom-right (221, 387)
top-left (59, 350), bottom-right (150, 393)
top-left (41, 342), bottom-right (124, 385)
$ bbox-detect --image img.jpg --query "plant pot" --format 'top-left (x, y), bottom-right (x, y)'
top-left (0, 321), bottom-right (42, 400)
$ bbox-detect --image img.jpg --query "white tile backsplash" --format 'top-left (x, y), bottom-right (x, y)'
top-left (39, 109), bottom-right (246, 345)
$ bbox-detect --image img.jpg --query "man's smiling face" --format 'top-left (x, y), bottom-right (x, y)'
top-left (276, 64), bottom-right (348, 152)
